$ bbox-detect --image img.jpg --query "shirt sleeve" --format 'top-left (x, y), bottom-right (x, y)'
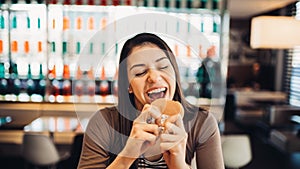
top-left (195, 113), bottom-right (225, 169)
top-left (77, 109), bottom-right (113, 169)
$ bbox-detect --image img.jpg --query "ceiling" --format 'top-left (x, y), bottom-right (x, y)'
top-left (229, 0), bottom-right (298, 19)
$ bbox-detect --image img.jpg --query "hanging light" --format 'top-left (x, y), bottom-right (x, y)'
top-left (250, 16), bottom-right (300, 49)
top-left (295, 1), bottom-right (300, 20)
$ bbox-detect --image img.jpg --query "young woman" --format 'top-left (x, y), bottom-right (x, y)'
top-left (77, 33), bottom-right (224, 169)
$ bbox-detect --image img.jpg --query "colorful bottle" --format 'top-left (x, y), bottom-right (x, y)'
top-left (62, 64), bottom-right (72, 102)
top-left (74, 66), bottom-right (83, 102)
top-left (87, 67), bottom-right (95, 97)
top-left (9, 63), bottom-right (21, 100)
top-left (99, 66), bottom-right (109, 96)
top-left (175, 0), bottom-right (180, 8)
top-left (0, 63), bottom-right (7, 99)
top-left (212, 0), bottom-right (219, 10)
top-left (37, 64), bottom-right (46, 100)
top-left (200, 0), bottom-right (207, 8)
top-left (26, 64), bottom-right (35, 97)
top-left (100, 0), bottom-right (107, 6)
top-left (76, 0), bottom-right (83, 5)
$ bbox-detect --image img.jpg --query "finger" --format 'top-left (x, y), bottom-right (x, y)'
top-left (141, 104), bottom-right (151, 112)
top-left (164, 114), bottom-right (180, 124)
top-left (142, 105), bottom-right (161, 124)
top-left (133, 122), bottom-right (160, 136)
top-left (142, 132), bottom-right (158, 145)
top-left (164, 122), bottom-right (185, 135)
top-left (131, 127), bottom-right (158, 145)
top-left (160, 133), bottom-right (180, 142)
top-left (148, 105), bottom-right (162, 120)
top-left (160, 142), bottom-right (176, 152)
top-left (175, 114), bottom-right (185, 130)
top-left (143, 123), bottom-right (160, 136)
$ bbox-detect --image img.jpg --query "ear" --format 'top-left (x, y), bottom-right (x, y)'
top-left (128, 85), bottom-right (133, 93)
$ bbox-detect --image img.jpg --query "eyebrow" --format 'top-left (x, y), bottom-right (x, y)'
top-left (129, 56), bottom-right (168, 71)
top-left (155, 56), bottom-right (168, 62)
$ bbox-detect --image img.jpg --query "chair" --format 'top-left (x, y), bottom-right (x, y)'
top-left (22, 133), bottom-right (60, 169)
top-left (59, 133), bottom-right (84, 169)
top-left (222, 135), bottom-right (252, 169)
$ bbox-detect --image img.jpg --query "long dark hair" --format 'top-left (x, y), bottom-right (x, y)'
top-left (116, 32), bottom-right (202, 169)
top-left (117, 32), bottom-right (199, 128)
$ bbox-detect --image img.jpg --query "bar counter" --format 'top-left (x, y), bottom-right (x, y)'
top-left (0, 101), bottom-right (114, 157)
top-left (0, 98), bottom-right (224, 158)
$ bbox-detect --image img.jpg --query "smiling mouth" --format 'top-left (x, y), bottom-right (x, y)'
top-left (147, 87), bottom-right (167, 101)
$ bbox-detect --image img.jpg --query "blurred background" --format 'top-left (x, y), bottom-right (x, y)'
top-left (0, 0), bottom-right (300, 168)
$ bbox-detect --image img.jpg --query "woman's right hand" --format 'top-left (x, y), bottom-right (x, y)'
top-left (119, 104), bottom-right (161, 159)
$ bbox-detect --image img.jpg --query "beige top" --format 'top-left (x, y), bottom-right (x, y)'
top-left (78, 106), bottom-right (224, 169)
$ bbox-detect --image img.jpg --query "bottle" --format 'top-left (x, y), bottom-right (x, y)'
top-left (48, 65), bottom-right (60, 102)
top-left (99, 66), bottom-right (109, 98)
top-left (175, 0), bottom-right (180, 8)
top-left (51, 78), bottom-right (60, 102)
top-left (80, 70), bottom-right (91, 103)
top-left (212, 0), bottom-right (219, 10)
top-left (88, 16), bottom-right (94, 30)
top-left (100, 16), bottom-right (107, 30)
top-left (125, 0), bottom-right (131, 5)
top-left (213, 14), bottom-right (220, 33)
top-left (0, 62), bottom-right (7, 99)
top-left (0, 12), bottom-right (9, 67)
top-left (112, 0), bottom-right (119, 6)
top-left (0, 14), bottom-right (4, 29)
top-left (164, 0), bottom-right (170, 8)
top-left (153, 0), bottom-right (158, 7)
top-left (49, 0), bottom-right (57, 4)
top-left (76, 0), bottom-right (83, 5)
top-left (143, 0), bottom-right (148, 7)
top-left (76, 17), bottom-right (82, 30)
top-left (186, 0), bottom-right (192, 9)
top-left (87, 67), bottom-right (95, 98)
top-left (26, 64), bottom-right (35, 98)
top-left (63, 16), bottom-right (70, 31)
top-left (26, 16), bottom-right (30, 30)
top-left (74, 66), bottom-right (83, 102)
top-left (87, 0), bottom-right (94, 5)
top-left (9, 63), bottom-right (21, 101)
top-left (36, 64), bottom-right (46, 101)
top-left (62, 64), bottom-right (72, 102)
top-left (200, 0), bottom-right (207, 8)
top-left (100, 0), bottom-right (107, 6)
top-left (11, 0), bottom-right (18, 4)
top-left (63, 0), bottom-right (71, 5)
top-left (48, 63), bottom-right (56, 81)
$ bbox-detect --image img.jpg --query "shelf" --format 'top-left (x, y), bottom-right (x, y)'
top-left (0, 101), bottom-right (114, 129)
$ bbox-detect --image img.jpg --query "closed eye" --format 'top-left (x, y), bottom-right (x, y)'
top-left (135, 70), bottom-right (147, 77)
top-left (159, 65), bottom-right (168, 70)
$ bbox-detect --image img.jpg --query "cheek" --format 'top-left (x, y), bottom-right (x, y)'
top-left (130, 78), bottom-right (145, 93)
top-left (166, 70), bottom-right (176, 85)
top-left (164, 72), bottom-right (176, 89)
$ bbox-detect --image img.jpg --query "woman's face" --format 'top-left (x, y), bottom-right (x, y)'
top-left (127, 44), bottom-right (176, 111)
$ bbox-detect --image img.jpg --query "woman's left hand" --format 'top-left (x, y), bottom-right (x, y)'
top-left (160, 114), bottom-right (190, 169)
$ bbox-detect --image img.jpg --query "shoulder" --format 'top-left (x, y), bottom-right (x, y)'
top-left (86, 106), bottom-right (119, 132)
top-left (89, 106), bottom-right (119, 122)
top-left (184, 107), bottom-right (209, 129)
top-left (186, 108), bottom-right (219, 144)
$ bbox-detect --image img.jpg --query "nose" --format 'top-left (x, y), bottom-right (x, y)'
top-left (147, 69), bottom-right (162, 83)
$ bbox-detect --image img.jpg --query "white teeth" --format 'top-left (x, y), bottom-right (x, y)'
top-left (147, 88), bottom-right (166, 94)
